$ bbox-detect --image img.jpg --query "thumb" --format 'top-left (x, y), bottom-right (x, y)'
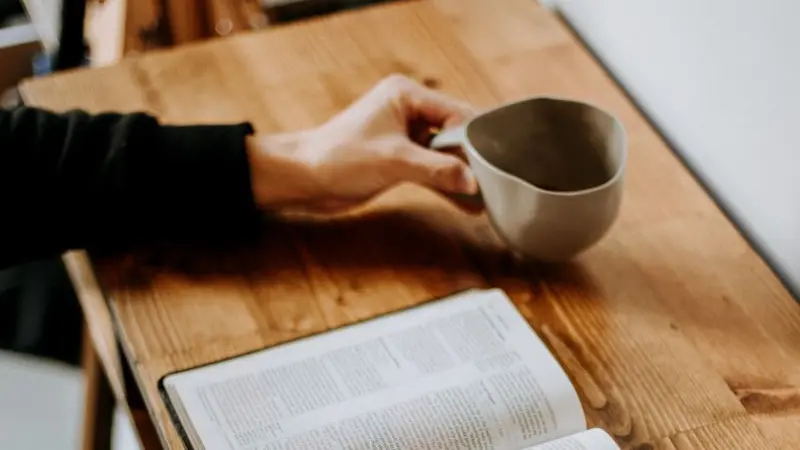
top-left (394, 143), bottom-right (478, 195)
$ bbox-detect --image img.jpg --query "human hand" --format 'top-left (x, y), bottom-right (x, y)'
top-left (246, 74), bottom-right (480, 214)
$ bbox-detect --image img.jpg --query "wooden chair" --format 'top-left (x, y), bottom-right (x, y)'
top-left (83, 0), bottom-right (271, 66)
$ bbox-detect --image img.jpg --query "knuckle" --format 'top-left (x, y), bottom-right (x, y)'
top-left (444, 161), bottom-right (467, 187)
top-left (427, 156), bottom-right (459, 178)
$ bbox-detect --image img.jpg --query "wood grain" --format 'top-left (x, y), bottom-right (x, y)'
top-left (20, 0), bottom-right (800, 449)
top-left (754, 415), bottom-right (800, 450)
top-left (653, 416), bottom-right (769, 450)
top-left (80, 324), bottom-right (113, 450)
top-left (65, 251), bottom-right (162, 449)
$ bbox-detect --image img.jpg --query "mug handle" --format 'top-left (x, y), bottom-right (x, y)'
top-left (429, 126), bottom-right (484, 208)
top-left (429, 125), bottom-right (467, 149)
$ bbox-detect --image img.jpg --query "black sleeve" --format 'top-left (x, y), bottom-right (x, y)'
top-left (0, 106), bottom-right (261, 269)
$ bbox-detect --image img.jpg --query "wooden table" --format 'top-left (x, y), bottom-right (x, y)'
top-left (19, 0), bottom-right (800, 449)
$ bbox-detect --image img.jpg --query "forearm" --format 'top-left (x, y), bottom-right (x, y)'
top-left (0, 107), bottom-right (260, 269)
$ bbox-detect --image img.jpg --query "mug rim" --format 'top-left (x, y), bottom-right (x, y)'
top-left (460, 95), bottom-right (628, 198)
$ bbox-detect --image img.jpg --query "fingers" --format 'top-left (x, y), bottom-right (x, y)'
top-left (390, 141), bottom-right (484, 215)
top-left (448, 195), bottom-right (486, 215)
top-left (379, 74), bottom-right (477, 128)
top-left (390, 141), bottom-right (479, 195)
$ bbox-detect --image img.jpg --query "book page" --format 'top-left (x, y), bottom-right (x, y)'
top-left (524, 429), bottom-right (620, 450)
top-left (163, 288), bottom-right (585, 450)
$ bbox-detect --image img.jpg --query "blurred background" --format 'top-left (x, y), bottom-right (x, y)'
top-left (1, 0), bottom-right (798, 449)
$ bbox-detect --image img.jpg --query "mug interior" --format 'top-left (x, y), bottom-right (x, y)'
top-left (467, 98), bottom-right (624, 192)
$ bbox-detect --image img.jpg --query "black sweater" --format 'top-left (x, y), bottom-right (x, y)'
top-left (0, 107), bottom-right (260, 269)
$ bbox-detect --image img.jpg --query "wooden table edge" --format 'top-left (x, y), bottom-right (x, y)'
top-left (62, 250), bottom-right (163, 449)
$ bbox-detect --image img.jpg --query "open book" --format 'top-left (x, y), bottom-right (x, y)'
top-left (160, 288), bottom-right (620, 450)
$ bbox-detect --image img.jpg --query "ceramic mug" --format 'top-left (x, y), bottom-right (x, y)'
top-left (431, 96), bottom-right (627, 261)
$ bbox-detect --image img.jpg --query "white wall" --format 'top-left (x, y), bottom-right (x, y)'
top-left (0, 350), bottom-right (141, 450)
top-left (0, 351), bottom-right (82, 449)
top-left (544, 0), bottom-right (800, 295)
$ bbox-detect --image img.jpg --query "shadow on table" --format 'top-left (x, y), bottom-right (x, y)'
top-left (91, 208), bottom-right (596, 303)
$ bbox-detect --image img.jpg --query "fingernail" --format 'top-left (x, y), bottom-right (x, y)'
top-left (457, 167), bottom-right (478, 194)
